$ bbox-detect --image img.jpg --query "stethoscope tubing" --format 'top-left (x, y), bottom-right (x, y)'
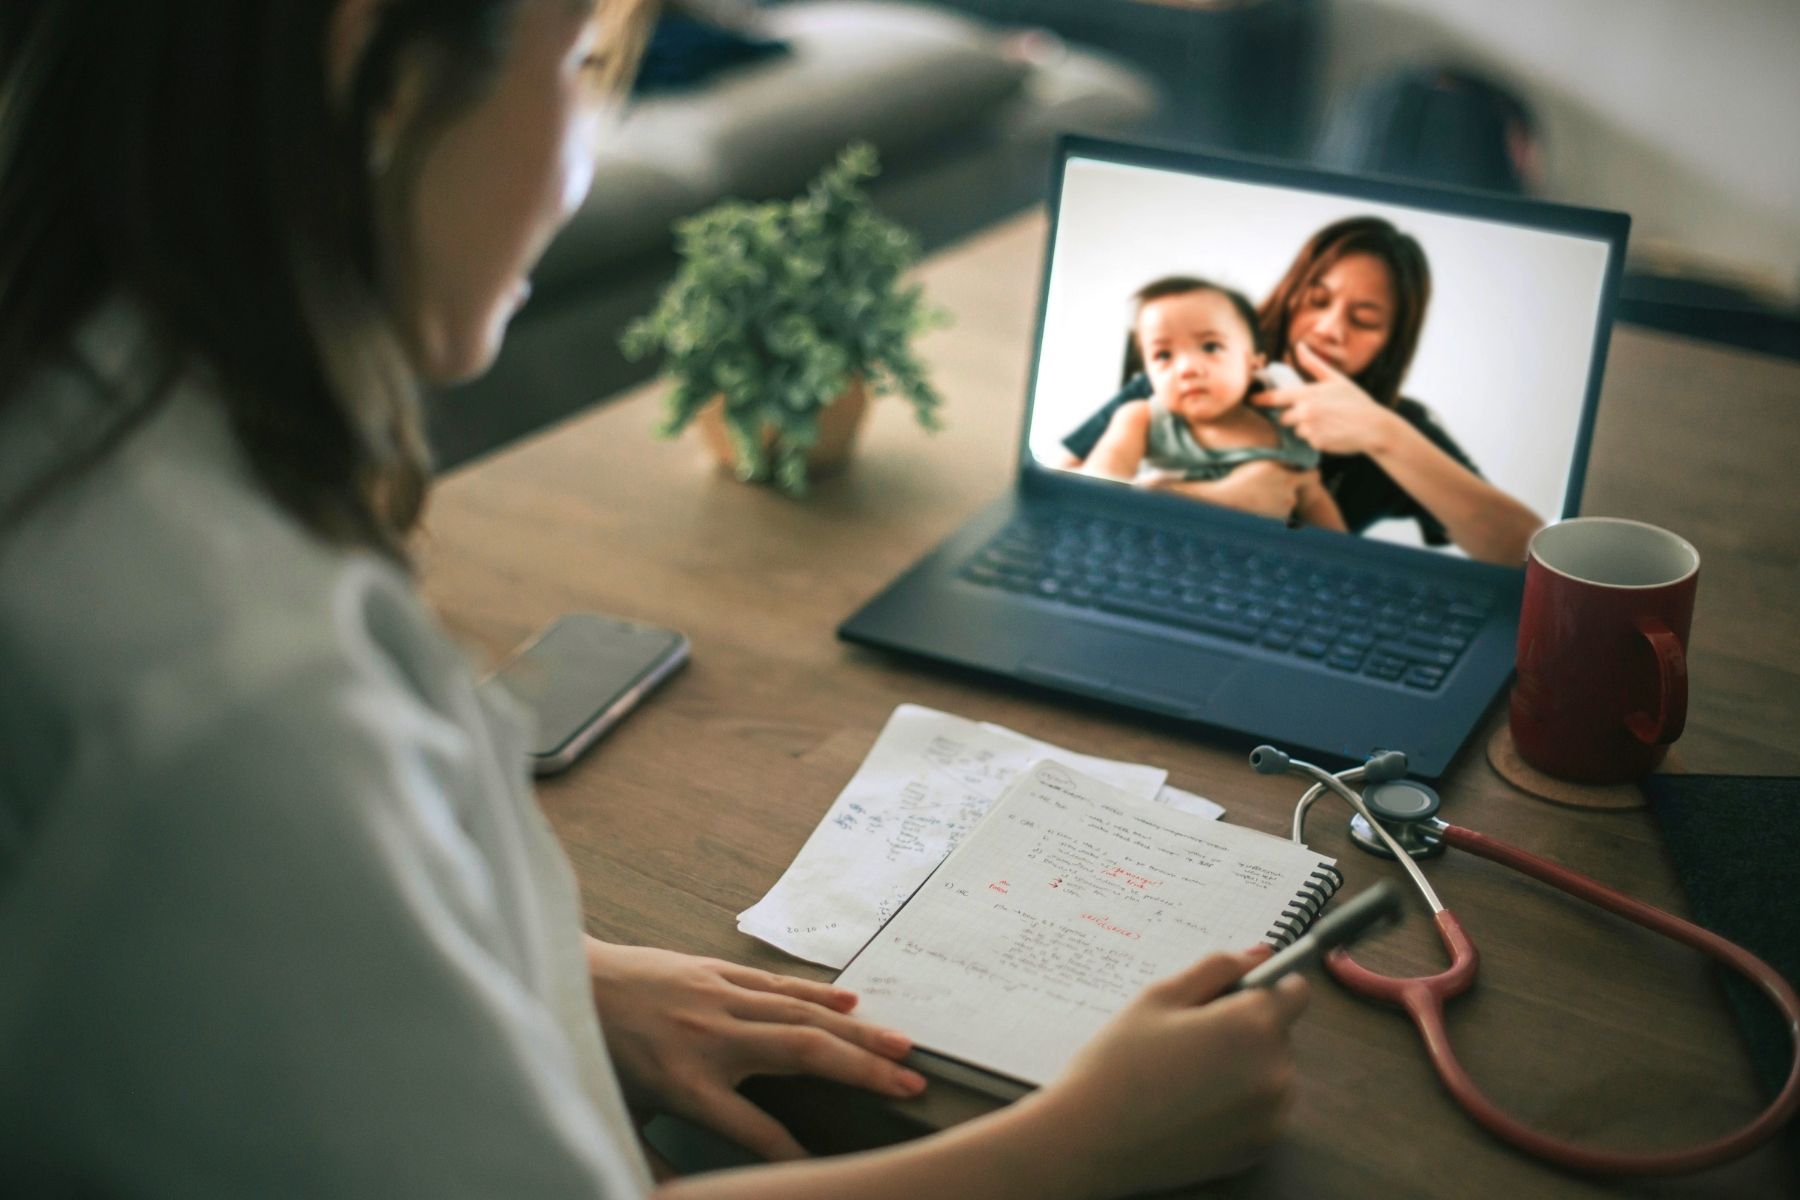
top-left (1326, 819), bottom-right (1800, 1176)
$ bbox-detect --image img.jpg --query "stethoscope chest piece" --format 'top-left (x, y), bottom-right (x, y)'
top-left (1349, 779), bottom-right (1446, 860)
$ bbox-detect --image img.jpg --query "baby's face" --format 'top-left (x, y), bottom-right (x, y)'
top-left (1137, 291), bottom-right (1265, 424)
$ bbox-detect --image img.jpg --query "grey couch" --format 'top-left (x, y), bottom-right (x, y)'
top-left (429, 1), bottom-right (1158, 469)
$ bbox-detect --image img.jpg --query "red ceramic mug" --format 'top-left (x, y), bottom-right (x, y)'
top-left (1510, 518), bottom-right (1699, 783)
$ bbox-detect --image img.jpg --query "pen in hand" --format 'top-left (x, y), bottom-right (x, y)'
top-left (1229, 881), bottom-right (1404, 993)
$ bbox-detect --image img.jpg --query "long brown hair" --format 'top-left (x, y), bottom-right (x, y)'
top-left (1257, 216), bottom-right (1431, 407)
top-left (0, 0), bottom-right (648, 561)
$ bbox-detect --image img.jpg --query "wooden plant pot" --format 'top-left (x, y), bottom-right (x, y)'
top-left (695, 378), bottom-right (870, 482)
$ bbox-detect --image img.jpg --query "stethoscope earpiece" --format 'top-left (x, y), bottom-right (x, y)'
top-left (1362, 749), bottom-right (1409, 782)
top-left (1249, 745), bottom-right (1405, 780)
top-left (1248, 744), bottom-right (1291, 775)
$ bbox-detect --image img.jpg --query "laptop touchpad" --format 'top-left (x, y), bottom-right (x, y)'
top-left (1022, 631), bottom-right (1244, 720)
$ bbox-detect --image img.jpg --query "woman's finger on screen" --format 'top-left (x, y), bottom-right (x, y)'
top-left (1294, 340), bottom-right (1350, 381)
top-left (1250, 384), bottom-right (1301, 408)
top-left (1268, 401), bottom-right (1306, 429)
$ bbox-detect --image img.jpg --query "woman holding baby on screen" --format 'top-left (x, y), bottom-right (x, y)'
top-left (1060, 217), bottom-right (1543, 567)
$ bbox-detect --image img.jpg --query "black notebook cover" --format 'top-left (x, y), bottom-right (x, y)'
top-left (1644, 774), bottom-right (1799, 1123)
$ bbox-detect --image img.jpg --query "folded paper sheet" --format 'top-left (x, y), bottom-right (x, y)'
top-left (737, 704), bottom-right (1220, 967)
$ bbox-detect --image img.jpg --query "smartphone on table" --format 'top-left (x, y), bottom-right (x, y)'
top-left (483, 612), bottom-right (689, 776)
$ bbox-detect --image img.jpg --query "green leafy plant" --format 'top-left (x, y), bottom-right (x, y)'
top-left (621, 142), bottom-right (947, 495)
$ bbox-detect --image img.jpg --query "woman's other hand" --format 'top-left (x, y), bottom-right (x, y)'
top-left (1212, 462), bottom-right (1307, 519)
top-left (1150, 460), bottom-right (1304, 520)
top-left (584, 938), bottom-right (924, 1160)
top-left (1022, 947), bottom-right (1308, 1196)
top-left (1256, 342), bottom-right (1404, 456)
top-left (1294, 470), bottom-right (1348, 532)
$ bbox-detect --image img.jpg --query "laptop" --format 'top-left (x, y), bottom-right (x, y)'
top-left (840, 136), bottom-right (1628, 778)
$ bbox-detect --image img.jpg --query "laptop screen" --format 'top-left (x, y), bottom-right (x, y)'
top-left (1024, 151), bottom-right (1622, 562)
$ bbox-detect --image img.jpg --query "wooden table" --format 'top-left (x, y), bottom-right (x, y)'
top-left (419, 212), bottom-right (1800, 1197)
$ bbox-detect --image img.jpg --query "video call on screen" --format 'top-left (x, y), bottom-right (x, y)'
top-left (1028, 157), bottom-right (1614, 556)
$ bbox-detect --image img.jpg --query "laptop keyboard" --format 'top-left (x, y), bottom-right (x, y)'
top-left (957, 513), bottom-right (1495, 692)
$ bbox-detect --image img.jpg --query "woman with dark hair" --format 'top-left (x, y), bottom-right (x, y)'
top-left (1249, 216), bottom-right (1541, 565)
top-left (0, 3), bottom-right (1304, 1196)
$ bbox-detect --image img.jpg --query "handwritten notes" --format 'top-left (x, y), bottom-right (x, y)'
top-left (836, 760), bottom-right (1337, 1088)
top-left (736, 705), bottom-right (1214, 967)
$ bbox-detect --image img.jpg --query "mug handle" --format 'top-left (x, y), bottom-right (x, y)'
top-left (1626, 616), bottom-right (1687, 745)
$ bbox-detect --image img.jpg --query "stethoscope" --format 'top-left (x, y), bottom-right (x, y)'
top-left (1249, 744), bottom-right (1800, 1177)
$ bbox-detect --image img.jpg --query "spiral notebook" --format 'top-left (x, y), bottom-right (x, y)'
top-left (836, 760), bottom-right (1341, 1097)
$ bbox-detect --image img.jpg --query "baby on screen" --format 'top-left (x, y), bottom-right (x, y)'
top-left (1079, 276), bottom-right (1346, 531)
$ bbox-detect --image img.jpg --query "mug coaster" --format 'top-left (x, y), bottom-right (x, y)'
top-left (1485, 725), bottom-right (1685, 811)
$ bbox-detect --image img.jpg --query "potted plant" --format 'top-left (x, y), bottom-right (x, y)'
top-left (621, 142), bottom-right (947, 495)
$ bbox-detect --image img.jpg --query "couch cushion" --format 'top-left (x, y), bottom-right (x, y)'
top-left (531, 148), bottom-right (710, 294)
top-left (995, 34), bottom-right (1163, 144)
top-left (537, 3), bottom-right (1149, 293)
top-left (631, 11), bottom-right (790, 96)
top-left (607, 1), bottom-right (1028, 202)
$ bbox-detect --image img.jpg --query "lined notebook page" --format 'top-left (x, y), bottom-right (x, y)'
top-left (836, 760), bottom-right (1337, 1088)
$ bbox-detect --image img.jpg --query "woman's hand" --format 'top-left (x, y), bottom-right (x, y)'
top-left (1258, 344), bottom-right (1541, 562)
top-left (585, 938), bottom-right (924, 1161)
top-left (1255, 342), bottom-right (1403, 456)
top-left (1147, 460), bottom-right (1305, 520)
top-left (1021, 947), bottom-right (1308, 1197)
top-left (1294, 470), bottom-right (1348, 532)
